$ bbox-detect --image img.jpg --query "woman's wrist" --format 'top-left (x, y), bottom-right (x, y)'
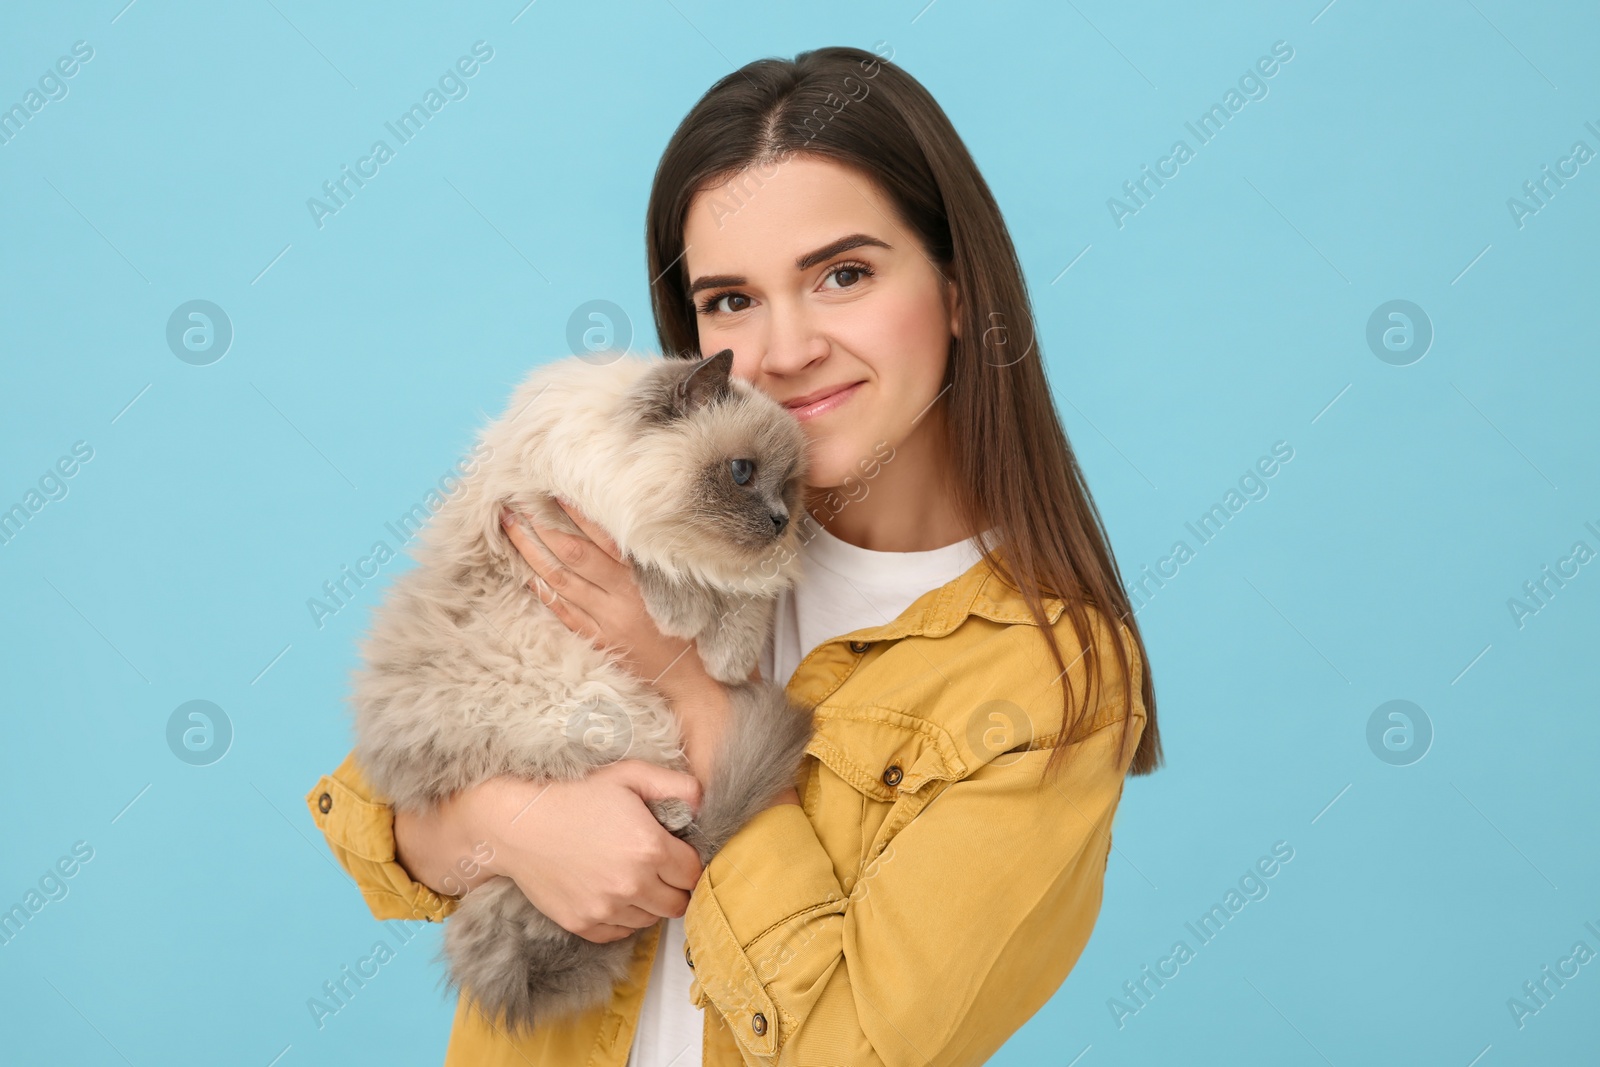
top-left (395, 784), bottom-right (503, 898)
top-left (454, 776), bottom-right (543, 884)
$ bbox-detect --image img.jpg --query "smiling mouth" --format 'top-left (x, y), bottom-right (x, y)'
top-left (785, 382), bottom-right (864, 421)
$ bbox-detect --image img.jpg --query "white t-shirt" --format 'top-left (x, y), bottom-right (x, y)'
top-left (625, 521), bottom-right (996, 1067)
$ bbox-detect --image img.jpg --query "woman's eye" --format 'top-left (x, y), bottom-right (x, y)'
top-left (730, 458), bottom-right (755, 485)
top-left (699, 263), bottom-right (873, 315)
top-left (823, 262), bottom-right (875, 290)
top-left (701, 292), bottom-right (751, 315)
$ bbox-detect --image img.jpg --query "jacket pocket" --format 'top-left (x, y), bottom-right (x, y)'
top-left (805, 703), bottom-right (968, 801)
top-left (803, 704), bottom-right (969, 878)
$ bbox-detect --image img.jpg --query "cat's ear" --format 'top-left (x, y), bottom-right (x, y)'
top-left (674, 348), bottom-right (734, 414)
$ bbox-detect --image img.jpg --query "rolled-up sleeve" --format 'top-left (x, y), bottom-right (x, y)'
top-left (305, 747), bottom-right (460, 924)
top-left (683, 625), bottom-right (1146, 1065)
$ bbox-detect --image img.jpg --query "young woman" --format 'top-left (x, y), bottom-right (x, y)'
top-left (307, 45), bottom-right (1161, 1066)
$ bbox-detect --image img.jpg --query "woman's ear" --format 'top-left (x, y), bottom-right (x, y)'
top-left (946, 278), bottom-right (962, 339)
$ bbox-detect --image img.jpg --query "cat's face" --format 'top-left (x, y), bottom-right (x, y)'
top-left (627, 349), bottom-right (809, 579)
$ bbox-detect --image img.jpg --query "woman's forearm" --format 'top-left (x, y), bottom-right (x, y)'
top-left (669, 672), bottom-right (734, 785)
top-left (666, 670), bottom-right (803, 806)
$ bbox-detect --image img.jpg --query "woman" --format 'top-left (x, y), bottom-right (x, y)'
top-left (307, 44), bottom-right (1161, 1066)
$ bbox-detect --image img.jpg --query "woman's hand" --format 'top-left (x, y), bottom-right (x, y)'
top-left (395, 761), bottom-right (707, 943)
top-left (501, 497), bottom-right (742, 779)
top-left (500, 499), bottom-right (708, 698)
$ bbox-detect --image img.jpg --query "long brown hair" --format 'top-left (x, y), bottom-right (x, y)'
top-left (643, 45), bottom-right (1161, 778)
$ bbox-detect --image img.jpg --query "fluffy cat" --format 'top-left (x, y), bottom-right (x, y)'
top-left (348, 347), bottom-right (815, 1034)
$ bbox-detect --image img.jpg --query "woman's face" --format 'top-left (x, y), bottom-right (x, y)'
top-left (682, 155), bottom-right (960, 490)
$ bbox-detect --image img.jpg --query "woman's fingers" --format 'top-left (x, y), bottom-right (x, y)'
top-left (553, 495), bottom-right (624, 563)
top-left (580, 903), bottom-right (664, 938)
top-left (502, 508), bottom-right (571, 589)
top-left (524, 504), bottom-right (613, 584)
top-left (479, 770), bottom-right (699, 948)
top-left (655, 835), bottom-right (705, 894)
top-left (623, 878), bottom-right (692, 924)
top-left (501, 507), bottom-right (602, 629)
top-left (620, 760), bottom-right (705, 816)
top-left (578, 922), bottom-right (640, 944)
top-left (502, 506), bottom-right (618, 601)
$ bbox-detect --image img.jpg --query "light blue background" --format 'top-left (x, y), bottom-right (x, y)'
top-left (2, 1), bottom-right (1596, 1064)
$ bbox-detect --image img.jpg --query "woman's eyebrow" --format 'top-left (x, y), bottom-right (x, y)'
top-left (795, 233), bottom-right (891, 269)
top-left (688, 233), bottom-right (892, 295)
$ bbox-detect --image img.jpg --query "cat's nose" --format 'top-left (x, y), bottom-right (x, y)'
top-left (769, 511), bottom-right (789, 535)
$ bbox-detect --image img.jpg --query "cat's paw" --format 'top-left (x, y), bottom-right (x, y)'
top-left (646, 796), bottom-right (695, 833)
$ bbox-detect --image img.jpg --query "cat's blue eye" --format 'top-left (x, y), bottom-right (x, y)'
top-left (730, 459), bottom-right (755, 485)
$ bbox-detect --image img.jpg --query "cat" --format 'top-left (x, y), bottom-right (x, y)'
top-left (347, 347), bottom-right (816, 1035)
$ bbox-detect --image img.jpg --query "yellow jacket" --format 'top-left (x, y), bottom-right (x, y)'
top-left (306, 552), bottom-right (1146, 1065)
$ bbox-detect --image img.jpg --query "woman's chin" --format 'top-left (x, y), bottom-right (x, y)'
top-left (800, 439), bottom-right (878, 491)
top-left (803, 463), bottom-right (854, 493)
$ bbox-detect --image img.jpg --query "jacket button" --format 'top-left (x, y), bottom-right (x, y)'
top-left (751, 1012), bottom-right (767, 1036)
top-left (317, 792), bottom-right (333, 814)
top-left (684, 943), bottom-right (694, 969)
top-left (848, 640), bottom-right (869, 653)
top-left (882, 765), bottom-right (903, 787)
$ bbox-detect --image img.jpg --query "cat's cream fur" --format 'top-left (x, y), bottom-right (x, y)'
top-left (348, 348), bottom-right (815, 1034)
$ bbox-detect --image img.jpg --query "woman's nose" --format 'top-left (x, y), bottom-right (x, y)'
top-left (757, 302), bottom-right (829, 377)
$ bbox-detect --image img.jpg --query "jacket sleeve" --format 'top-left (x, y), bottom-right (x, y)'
top-left (305, 747), bottom-right (461, 924)
top-left (682, 621), bottom-right (1146, 1066)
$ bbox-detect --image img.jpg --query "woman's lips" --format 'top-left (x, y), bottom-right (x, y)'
top-left (786, 381), bottom-right (863, 422)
